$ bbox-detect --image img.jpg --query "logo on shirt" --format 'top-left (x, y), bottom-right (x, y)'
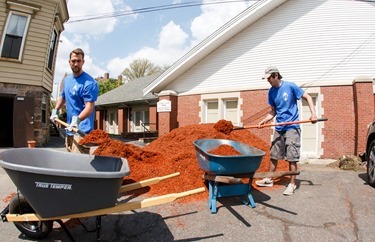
top-left (70, 84), bottom-right (78, 96)
top-left (283, 92), bottom-right (288, 101)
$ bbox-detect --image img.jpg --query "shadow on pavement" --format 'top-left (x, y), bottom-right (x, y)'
top-left (358, 172), bottom-right (368, 185)
top-left (40, 212), bottom-right (174, 241)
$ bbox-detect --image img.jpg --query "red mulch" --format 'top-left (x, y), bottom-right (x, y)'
top-left (83, 120), bottom-right (289, 202)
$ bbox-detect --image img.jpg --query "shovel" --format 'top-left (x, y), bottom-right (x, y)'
top-left (53, 118), bottom-right (102, 148)
top-left (53, 118), bottom-right (87, 137)
top-left (234, 117), bottom-right (328, 130)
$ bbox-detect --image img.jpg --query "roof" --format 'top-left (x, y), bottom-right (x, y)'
top-left (96, 74), bottom-right (159, 107)
top-left (143, 0), bottom-right (287, 96)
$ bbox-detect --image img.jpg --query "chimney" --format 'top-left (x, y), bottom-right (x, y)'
top-left (118, 75), bottom-right (123, 82)
top-left (104, 73), bottom-right (109, 80)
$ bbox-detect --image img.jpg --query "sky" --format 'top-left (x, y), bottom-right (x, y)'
top-left (53, 0), bottom-right (255, 98)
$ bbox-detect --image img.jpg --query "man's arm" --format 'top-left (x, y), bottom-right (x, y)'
top-left (259, 106), bottom-right (276, 126)
top-left (302, 92), bottom-right (318, 122)
top-left (78, 101), bottom-right (95, 121)
top-left (54, 96), bottom-right (66, 111)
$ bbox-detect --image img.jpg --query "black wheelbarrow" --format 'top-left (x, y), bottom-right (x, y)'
top-left (0, 148), bottom-right (204, 241)
top-left (193, 139), bottom-right (266, 214)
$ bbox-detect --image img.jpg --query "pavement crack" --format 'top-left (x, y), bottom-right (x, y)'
top-left (255, 204), bottom-right (323, 241)
top-left (340, 183), bottom-right (359, 241)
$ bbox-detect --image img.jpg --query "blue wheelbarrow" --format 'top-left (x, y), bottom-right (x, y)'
top-left (193, 139), bottom-right (266, 214)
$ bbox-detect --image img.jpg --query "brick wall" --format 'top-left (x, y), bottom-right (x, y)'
top-left (241, 89), bottom-right (274, 146)
top-left (353, 78), bottom-right (374, 154)
top-left (149, 106), bottom-right (157, 131)
top-left (177, 95), bottom-right (201, 126)
top-left (158, 94), bottom-right (178, 136)
top-left (117, 108), bottom-right (124, 134)
top-left (321, 85), bottom-right (355, 158)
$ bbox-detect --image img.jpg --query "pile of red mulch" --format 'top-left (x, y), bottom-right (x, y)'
top-left (208, 144), bottom-right (242, 156)
top-left (82, 121), bottom-right (289, 202)
top-left (213, 119), bottom-right (234, 135)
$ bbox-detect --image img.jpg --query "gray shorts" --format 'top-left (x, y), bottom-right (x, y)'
top-left (270, 128), bottom-right (301, 162)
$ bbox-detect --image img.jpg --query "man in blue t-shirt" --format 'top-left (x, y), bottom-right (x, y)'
top-left (50, 48), bottom-right (99, 153)
top-left (255, 66), bottom-right (317, 195)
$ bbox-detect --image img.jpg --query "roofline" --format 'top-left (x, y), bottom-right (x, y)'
top-left (143, 0), bottom-right (287, 96)
top-left (96, 98), bottom-right (158, 108)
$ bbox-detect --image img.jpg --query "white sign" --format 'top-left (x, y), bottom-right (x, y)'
top-left (157, 99), bottom-right (171, 112)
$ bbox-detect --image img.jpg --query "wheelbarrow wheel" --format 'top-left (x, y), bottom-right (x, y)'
top-left (9, 194), bottom-right (53, 240)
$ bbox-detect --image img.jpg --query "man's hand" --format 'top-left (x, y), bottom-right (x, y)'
top-left (258, 119), bottom-right (269, 128)
top-left (67, 116), bottom-right (80, 132)
top-left (50, 109), bottom-right (58, 123)
top-left (310, 114), bottom-right (318, 124)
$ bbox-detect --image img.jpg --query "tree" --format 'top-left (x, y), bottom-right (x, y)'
top-left (122, 59), bottom-right (162, 82)
top-left (99, 78), bottom-right (122, 95)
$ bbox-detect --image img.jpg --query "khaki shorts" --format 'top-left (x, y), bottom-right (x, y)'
top-left (270, 129), bottom-right (301, 162)
top-left (66, 135), bottom-right (90, 154)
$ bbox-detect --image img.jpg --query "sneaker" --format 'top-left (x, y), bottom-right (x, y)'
top-left (255, 178), bottom-right (274, 187)
top-left (283, 183), bottom-right (297, 196)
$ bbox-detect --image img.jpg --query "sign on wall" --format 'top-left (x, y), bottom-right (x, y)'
top-left (157, 99), bottom-right (171, 112)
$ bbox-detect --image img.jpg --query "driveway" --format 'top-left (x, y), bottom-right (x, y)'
top-left (1, 138), bottom-right (375, 241)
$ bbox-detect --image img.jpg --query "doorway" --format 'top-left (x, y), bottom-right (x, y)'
top-left (0, 95), bottom-right (34, 147)
top-left (0, 95), bottom-right (14, 147)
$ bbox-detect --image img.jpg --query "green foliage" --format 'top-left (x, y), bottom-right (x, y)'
top-left (122, 59), bottom-right (162, 82)
top-left (99, 78), bottom-right (122, 95)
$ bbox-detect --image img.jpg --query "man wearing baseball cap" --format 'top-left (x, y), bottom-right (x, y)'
top-left (256, 66), bottom-right (318, 195)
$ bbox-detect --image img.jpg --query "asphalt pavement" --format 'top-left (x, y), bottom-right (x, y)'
top-left (1, 138), bottom-right (375, 241)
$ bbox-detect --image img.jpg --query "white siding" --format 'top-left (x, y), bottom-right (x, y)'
top-left (165, 0), bottom-right (375, 95)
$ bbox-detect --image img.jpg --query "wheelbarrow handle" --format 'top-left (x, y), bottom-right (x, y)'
top-left (236, 117), bottom-right (328, 130)
top-left (53, 118), bottom-right (86, 137)
top-left (119, 172), bottom-right (180, 193)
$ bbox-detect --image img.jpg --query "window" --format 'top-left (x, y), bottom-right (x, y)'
top-left (203, 98), bottom-right (239, 125)
top-left (224, 100), bottom-right (238, 125)
top-left (48, 29), bottom-right (57, 70)
top-left (206, 101), bottom-right (219, 123)
top-left (41, 93), bottom-right (47, 124)
top-left (1, 12), bottom-right (30, 60)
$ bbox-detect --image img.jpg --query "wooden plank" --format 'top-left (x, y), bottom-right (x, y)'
top-left (202, 174), bottom-right (242, 184)
top-left (119, 172), bottom-right (180, 193)
top-left (5, 187), bottom-right (206, 222)
top-left (253, 171), bottom-right (300, 179)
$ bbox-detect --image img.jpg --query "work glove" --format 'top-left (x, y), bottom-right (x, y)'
top-left (67, 116), bottom-right (80, 132)
top-left (50, 109), bottom-right (58, 123)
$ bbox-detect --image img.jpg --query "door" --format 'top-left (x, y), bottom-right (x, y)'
top-left (131, 108), bottom-right (149, 132)
top-left (0, 95), bottom-right (14, 147)
top-left (107, 109), bottom-right (118, 134)
top-left (301, 96), bottom-right (317, 158)
top-left (13, 96), bottom-right (34, 147)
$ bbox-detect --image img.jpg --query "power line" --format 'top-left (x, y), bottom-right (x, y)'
top-left (67, 0), bottom-right (255, 23)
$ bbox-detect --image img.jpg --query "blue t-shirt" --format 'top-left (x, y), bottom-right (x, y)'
top-left (62, 71), bottom-right (99, 135)
top-left (268, 80), bottom-right (304, 131)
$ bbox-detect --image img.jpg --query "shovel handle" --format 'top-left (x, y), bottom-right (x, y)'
top-left (54, 118), bottom-right (86, 137)
top-left (237, 117), bottom-right (328, 130)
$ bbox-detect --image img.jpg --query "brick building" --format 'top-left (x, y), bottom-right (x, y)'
top-left (142, 0), bottom-right (375, 159)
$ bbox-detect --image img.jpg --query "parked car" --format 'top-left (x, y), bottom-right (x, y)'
top-left (365, 121), bottom-right (375, 187)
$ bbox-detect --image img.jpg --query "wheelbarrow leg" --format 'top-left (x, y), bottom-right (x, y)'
top-left (55, 219), bottom-right (76, 242)
top-left (246, 193), bottom-right (256, 208)
top-left (208, 180), bottom-right (213, 209)
top-left (209, 181), bottom-right (219, 214)
top-left (239, 174), bottom-right (256, 208)
top-left (76, 216), bottom-right (103, 241)
top-left (246, 174), bottom-right (256, 208)
top-left (96, 216), bottom-right (102, 241)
